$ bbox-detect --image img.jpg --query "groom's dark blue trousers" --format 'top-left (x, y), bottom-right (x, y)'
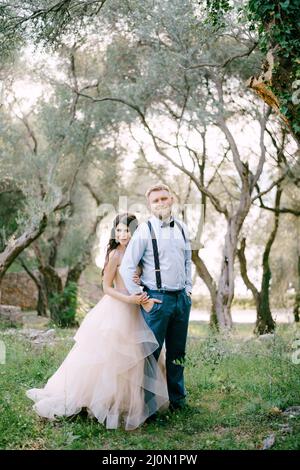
top-left (140, 287), bottom-right (191, 408)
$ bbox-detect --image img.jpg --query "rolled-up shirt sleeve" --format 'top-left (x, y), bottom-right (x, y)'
top-left (119, 224), bottom-right (148, 294)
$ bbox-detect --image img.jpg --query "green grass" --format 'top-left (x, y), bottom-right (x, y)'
top-left (0, 322), bottom-right (300, 450)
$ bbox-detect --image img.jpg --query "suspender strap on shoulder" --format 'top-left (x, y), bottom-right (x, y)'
top-left (147, 221), bottom-right (162, 289)
top-left (174, 220), bottom-right (186, 242)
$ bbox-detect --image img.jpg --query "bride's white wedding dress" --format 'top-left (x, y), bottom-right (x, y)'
top-left (26, 267), bottom-right (169, 430)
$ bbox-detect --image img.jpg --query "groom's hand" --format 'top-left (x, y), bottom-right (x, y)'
top-left (141, 297), bottom-right (162, 313)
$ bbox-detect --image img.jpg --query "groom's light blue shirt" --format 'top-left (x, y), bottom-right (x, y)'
top-left (119, 214), bottom-right (192, 295)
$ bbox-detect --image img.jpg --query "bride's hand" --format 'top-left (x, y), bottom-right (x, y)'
top-left (128, 292), bottom-right (149, 305)
top-left (132, 272), bottom-right (141, 285)
top-left (140, 298), bottom-right (162, 313)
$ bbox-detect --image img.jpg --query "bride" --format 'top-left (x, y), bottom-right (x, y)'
top-left (26, 213), bottom-right (169, 430)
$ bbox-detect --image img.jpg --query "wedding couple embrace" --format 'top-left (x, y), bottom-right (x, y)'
top-left (26, 184), bottom-right (193, 431)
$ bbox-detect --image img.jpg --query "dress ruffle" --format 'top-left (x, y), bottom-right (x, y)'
top-left (26, 294), bottom-right (169, 430)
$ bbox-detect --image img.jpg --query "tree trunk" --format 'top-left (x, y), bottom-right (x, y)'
top-left (215, 206), bottom-right (250, 329)
top-left (19, 258), bottom-right (48, 316)
top-left (36, 275), bottom-right (49, 317)
top-left (293, 254), bottom-right (300, 323)
top-left (254, 245), bottom-right (277, 335)
top-left (191, 250), bottom-right (218, 328)
top-left (238, 237), bottom-right (276, 335)
top-left (55, 261), bottom-right (85, 327)
top-left (215, 176), bottom-right (255, 327)
top-left (293, 295), bottom-right (300, 323)
top-left (38, 264), bottom-right (64, 323)
top-left (215, 219), bottom-right (235, 329)
top-left (255, 283), bottom-right (276, 335)
top-left (254, 188), bottom-right (282, 334)
top-left (192, 198), bottom-right (253, 330)
top-left (237, 185), bottom-right (281, 335)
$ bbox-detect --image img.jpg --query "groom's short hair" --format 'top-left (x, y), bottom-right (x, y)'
top-left (145, 183), bottom-right (171, 199)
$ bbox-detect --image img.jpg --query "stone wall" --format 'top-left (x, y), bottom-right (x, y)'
top-left (1, 272), bottom-right (38, 309)
top-left (0, 269), bottom-right (68, 309)
top-left (0, 266), bottom-right (103, 310)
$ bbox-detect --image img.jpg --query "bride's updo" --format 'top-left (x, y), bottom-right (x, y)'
top-left (102, 213), bottom-right (138, 275)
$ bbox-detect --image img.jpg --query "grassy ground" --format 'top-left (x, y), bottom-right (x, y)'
top-left (0, 320), bottom-right (300, 450)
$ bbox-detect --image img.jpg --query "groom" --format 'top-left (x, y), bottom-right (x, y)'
top-left (119, 183), bottom-right (192, 412)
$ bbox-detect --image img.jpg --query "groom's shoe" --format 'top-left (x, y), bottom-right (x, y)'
top-left (169, 400), bottom-right (187, 413)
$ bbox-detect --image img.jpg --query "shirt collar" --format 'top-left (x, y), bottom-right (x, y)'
top-left (150, 214), bottom-right (174, 228)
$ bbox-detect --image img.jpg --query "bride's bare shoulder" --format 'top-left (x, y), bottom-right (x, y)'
top-left (108, 248), bottom-right (122, 265)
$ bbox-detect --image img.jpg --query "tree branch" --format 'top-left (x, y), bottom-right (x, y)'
top-left (186, 42), bottom-right (258, 70)
top-left (77, 91), bottom-right (228, 216)
top-left (214, 76), bottom-right (245, 181)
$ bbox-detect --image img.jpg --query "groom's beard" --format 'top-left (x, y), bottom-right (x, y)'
top-left (154, 207), bottom-right (172, 220)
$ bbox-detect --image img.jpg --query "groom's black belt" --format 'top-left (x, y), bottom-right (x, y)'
top-left (143, 286), bottom-right (185, 295)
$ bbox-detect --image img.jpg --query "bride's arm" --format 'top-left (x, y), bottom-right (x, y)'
top-left (102, 250), bottom-right (148, 305)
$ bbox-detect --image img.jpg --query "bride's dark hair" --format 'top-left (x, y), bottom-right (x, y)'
top-left (102, 213), bottom-right (138, 275)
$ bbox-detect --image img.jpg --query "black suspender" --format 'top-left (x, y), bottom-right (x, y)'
top-left (147, 221), bottom-right (162, 289)
top-left (147, 219), bottom-right (186, 290)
